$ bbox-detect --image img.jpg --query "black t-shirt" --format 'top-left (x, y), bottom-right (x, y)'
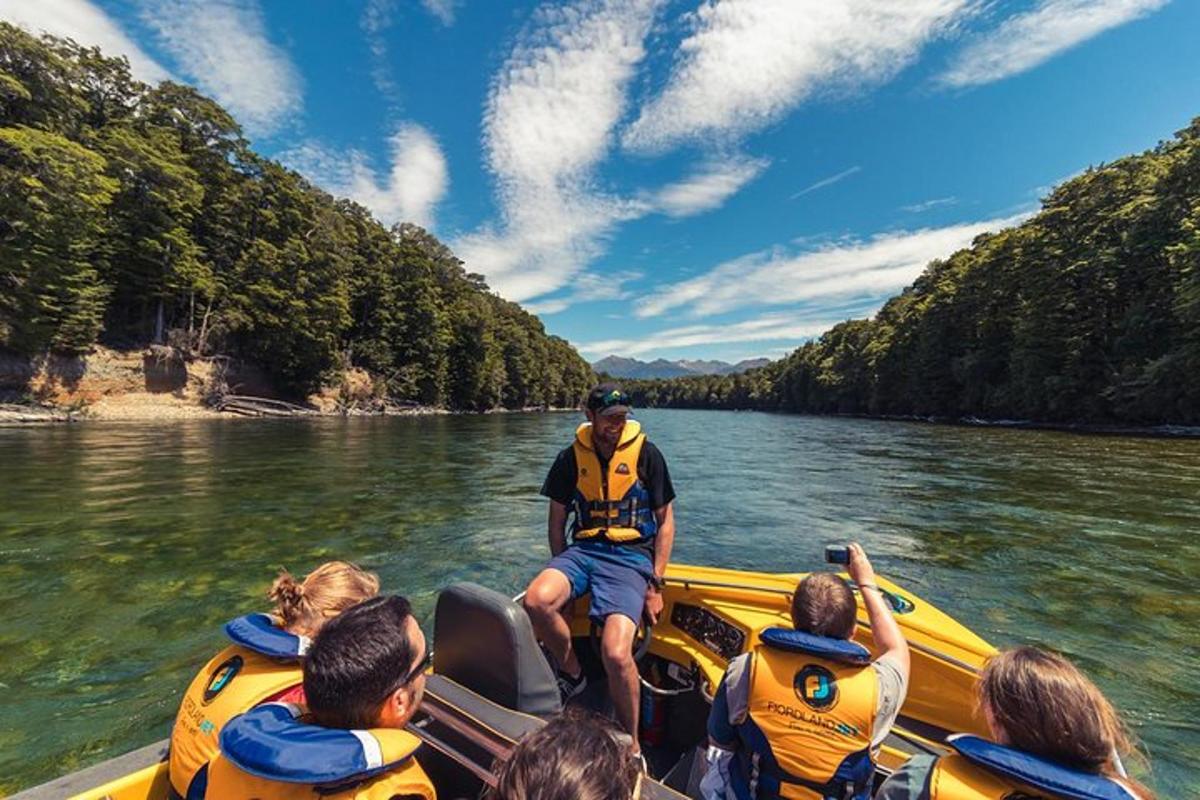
top-left (540, 439), bottom-right (675, 548)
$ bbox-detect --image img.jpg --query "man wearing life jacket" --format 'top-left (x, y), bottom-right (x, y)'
top-left (701, 544), bottom-right (911, 800)
top-left (205, 595), bottom-right (437, 799)
top-left (522, 382), bottom-right (677, 762)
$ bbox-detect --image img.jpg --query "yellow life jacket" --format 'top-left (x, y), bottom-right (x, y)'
top-left (170, 614), bottom-right (309, 799)
top-left (732, 628), bottom-right (877, 800)
top-left (570, 420), bottom-right (656, 544)
top-left (928, 754), bottom-right (1024, 800)
top-left (925, 735), bottom-right (1140, 800)
top-left (206, 703), bottom-right (437, 800)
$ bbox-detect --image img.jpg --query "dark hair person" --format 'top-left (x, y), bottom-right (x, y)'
top-left (303, 594), bottom-right (427, 729)
top-left (168, 561), bottom-right (379, 799)
top-left (488, 710), bottom-right (642, 800)
top-left (204, 595), bottom-right (437, 799)
top-left (875, 646), bottom-right (1154, 800)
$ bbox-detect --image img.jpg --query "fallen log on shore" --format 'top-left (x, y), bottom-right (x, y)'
top-left (214, 395), bottom-right (319, 417)
top-left (0, 403), bottom-right (74, 424)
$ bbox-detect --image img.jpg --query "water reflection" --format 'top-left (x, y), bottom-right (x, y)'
top-left (1, 411), bottom-right (1197, 795)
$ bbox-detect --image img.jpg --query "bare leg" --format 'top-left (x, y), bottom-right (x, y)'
top-left (522, 569), bottom-right (581, 677)
top-left (601, 614), bottom-right (641, 754)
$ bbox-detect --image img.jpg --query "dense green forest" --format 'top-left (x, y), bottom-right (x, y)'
top-left (622, 116), bottom-right (1200, 426)
top-left (0, 24), bottom-right (592, 410)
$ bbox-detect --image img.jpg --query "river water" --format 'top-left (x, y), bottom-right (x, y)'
top-left (1, 410), bottom-right (1197, 796)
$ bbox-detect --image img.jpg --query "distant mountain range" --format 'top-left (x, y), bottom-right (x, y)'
top-left (593, 355), bottom-right (772, 379)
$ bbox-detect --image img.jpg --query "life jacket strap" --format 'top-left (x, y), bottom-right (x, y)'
top-left (738, 749), bottom-right (868, 799)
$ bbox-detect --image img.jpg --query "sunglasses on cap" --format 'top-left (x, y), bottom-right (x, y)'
top-left (590, 389), bottom-right (631, 410)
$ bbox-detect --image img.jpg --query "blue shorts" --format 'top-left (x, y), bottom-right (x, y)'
top-left (547, 541), bottom-right (654, 624)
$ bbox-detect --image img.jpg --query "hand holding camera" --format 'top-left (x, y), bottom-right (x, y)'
top-left (825, 542), bottom-right (877, 589)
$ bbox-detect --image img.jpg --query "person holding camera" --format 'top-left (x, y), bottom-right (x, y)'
top-left (701, 543), bottom-right (910, 800)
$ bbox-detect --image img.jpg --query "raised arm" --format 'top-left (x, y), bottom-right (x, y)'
top-left (847, 543), bottom-right (910, 678)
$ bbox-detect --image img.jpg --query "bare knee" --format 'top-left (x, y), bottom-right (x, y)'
top-left (523, 576), bottom-right (564, 618)
top-left (602, 635), bottom-right (635, 673)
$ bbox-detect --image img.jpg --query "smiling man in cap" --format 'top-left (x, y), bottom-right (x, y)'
top-left (522, 382), bottom-right (676, 762)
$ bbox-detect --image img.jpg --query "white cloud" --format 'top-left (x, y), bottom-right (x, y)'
top-left (453, 0), bottom-right (661, 302)
top-left (360, 0), bottom-right (400, 101)
top-left (623, 0), bottom-right (970, 153)
top-left (422, 0), bottom-right (460, 26)
top-left (650, 155), bottom-right (769, 218)
top-left (579, 313), bottom-right (840, 357)
top-left (138, 0), bottom-right (302, 136)
top-left (522, 270), bottom-right (643, 315)
top-left (635, 214), bottom-right (1028, 318)
top-left (279, 123), bottom-right (449, 229)
top-left (901, 196), bottom-right (958, 213)
top-left (1, 0), bottom-right (170, 83)
top-left (790, 165), bottom-right (861, 199)
top-left (940, 0), bottom-right (1170, 88)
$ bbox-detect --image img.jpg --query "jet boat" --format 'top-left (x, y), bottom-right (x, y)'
top-left (11, 563), bottom-right (993, 799)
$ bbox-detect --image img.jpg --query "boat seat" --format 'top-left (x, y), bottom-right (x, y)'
top-left (414, 673), bottom-right (685, 800)
top-left (432, 582), bottom-right (562, 718)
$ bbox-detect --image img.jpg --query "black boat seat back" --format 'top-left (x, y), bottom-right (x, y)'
top-left (433, 582), bottom-right (562, 718)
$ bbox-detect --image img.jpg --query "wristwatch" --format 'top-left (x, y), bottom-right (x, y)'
top-left (649, 575), bottom-right (666, 590)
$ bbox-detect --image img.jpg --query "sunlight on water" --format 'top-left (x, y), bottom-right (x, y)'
top-left (1, 411), bottom-right (1197, 795)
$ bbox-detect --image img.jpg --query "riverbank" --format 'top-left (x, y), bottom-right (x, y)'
top-left (0, 347), bottom-right (440, 423)
top-left (0, 347), bottom-right (576, 424)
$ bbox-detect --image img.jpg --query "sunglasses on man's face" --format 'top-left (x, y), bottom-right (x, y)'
top-left (401, 648), bottom-right (433, 686)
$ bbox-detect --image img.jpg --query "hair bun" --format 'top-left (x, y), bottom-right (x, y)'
top-left (269, 570), bottom-right (306, 610)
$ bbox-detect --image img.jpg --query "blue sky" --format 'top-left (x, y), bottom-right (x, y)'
top-left (6, 1), bottom-right (1200, 363)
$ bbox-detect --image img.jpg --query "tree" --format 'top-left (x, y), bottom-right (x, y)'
top-left (0, 126), bottom-right (116, 352)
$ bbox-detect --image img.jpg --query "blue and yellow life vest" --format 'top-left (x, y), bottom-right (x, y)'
top-left (205, 703), bottom-right (436, 800)
top-left (570, 420), bottom-right (657, 544)
top-left (732, 628), bottom-right (878, 800)
top-left (170, 614), bottom-right (311, 799)
top-left (927, 734), bottom-right (1140, 800)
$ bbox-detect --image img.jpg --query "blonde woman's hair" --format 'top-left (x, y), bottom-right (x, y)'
top-left (979, 647), bottom-right (1154, 799)
top-left (269, 561), bottom-right (380, 638)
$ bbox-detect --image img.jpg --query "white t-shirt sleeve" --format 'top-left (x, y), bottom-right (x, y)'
top-left (723, 653), bottom-right (752, 725)
top-left (870, 653), bottom-right (910, 749)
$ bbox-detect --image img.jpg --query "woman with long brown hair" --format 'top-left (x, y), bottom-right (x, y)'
top-left (875, 646), bottom-right (1153, 800)
top-left (168, 561), bottom-right (379, 800)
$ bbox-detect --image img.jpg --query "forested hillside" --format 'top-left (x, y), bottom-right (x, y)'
top-left (625, 117), bottom-right (1200, 426)
top-left (0, 24), bottom-right (592, 410)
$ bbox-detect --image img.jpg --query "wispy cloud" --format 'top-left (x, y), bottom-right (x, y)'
top-left (635, 213), bottom-right (1029, 319)
top-left (579, 312), bottom-right (840, 357)
top-left (622, 0), bottom-right (970, 153)
top-left (138, 0), bottom-right (302, 137)
top-left (421, 0), bottom-right (460, 26)
top-left (360, 0), bottom-right (400, 102)
top-left (901, 196), bottom-right (958, 213)
top-left (523, 270), bottom-right (643, 315)
top-left (940, 0), bottom-right (1170, 88)
top-left (650, 155), bottom-right (769, 218)
top-left (2, 0), bottom-right (170, 83)
top-left (790, 165), bottom-right (862, 200)
top-left (452, 0), bottom-right (662, 302)
top-left (279, 123), bottom-right (449, 229)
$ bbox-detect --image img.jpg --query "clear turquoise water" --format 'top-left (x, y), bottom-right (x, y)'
top-left (1, 410), bottom-right (1197, 796)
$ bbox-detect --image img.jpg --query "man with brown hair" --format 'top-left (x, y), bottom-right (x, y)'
top-left (701, 544), bottom-right (910, 800)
